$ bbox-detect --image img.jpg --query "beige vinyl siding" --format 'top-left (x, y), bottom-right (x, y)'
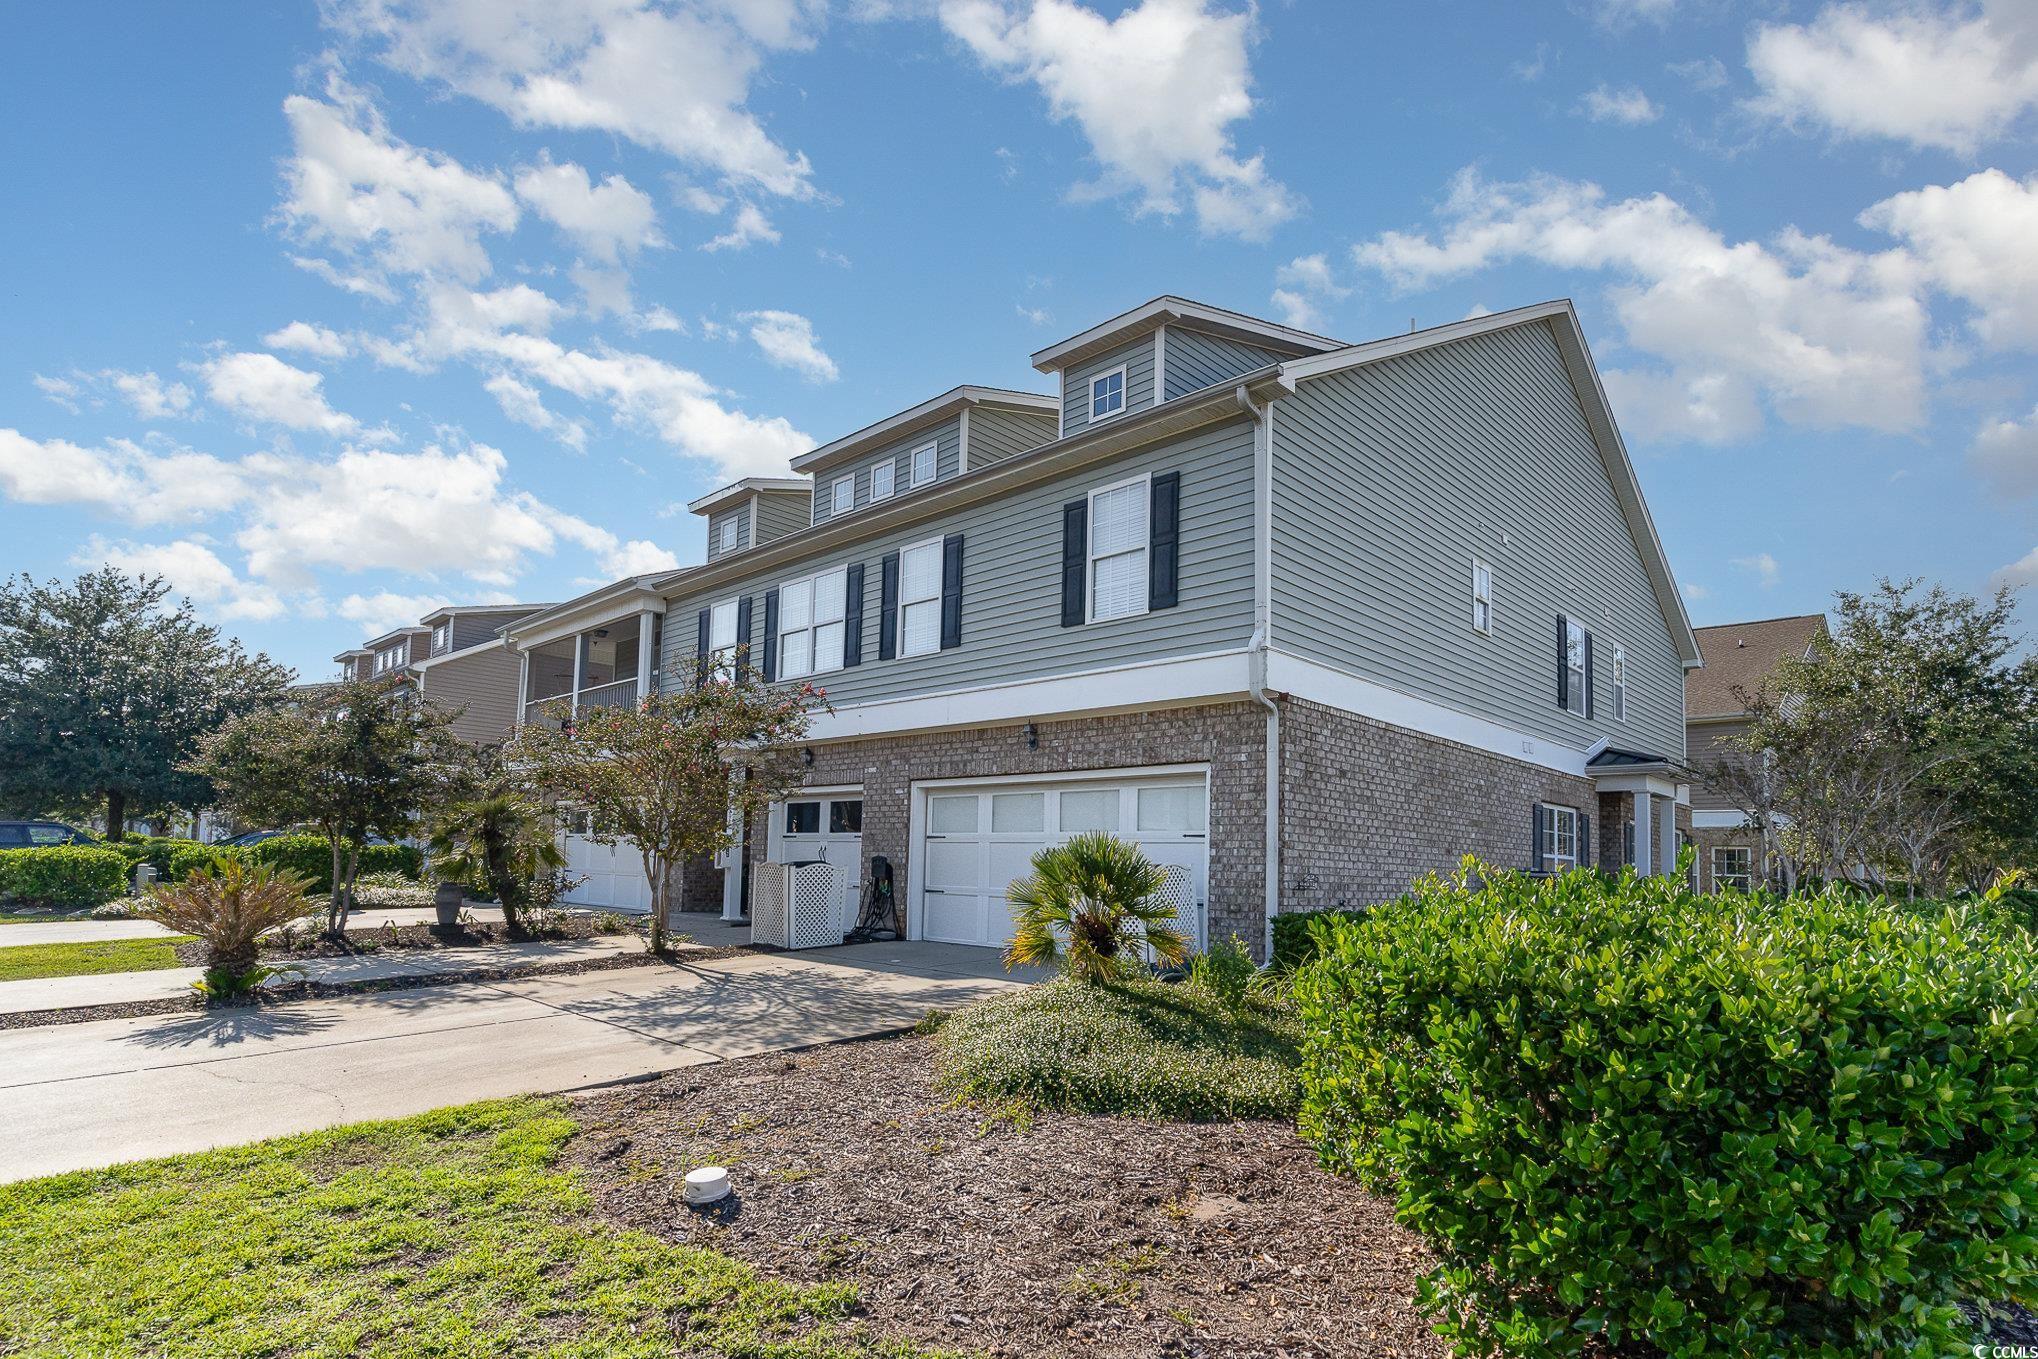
top-left (1271, 319), bottom-right (1685, 761)
top-left (420, 644), bottom-right (526, 745)
top-left (754, 489), bottom-right (810, 546)
top-left (1687, 718), bottom-right (1754, 811)
top-left (663, 417), bottom-right (1257, 708)
top-left (1163, 328), bottom-right (1286, 399)
top-left (966, 407), bottom-right (1057, 469)
top-left (1061, 336), bottom-right (1156, 434)
top-left (810, 417), bottom-right (962, 526)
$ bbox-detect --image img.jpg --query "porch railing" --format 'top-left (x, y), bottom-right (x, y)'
top-left (521, 677), bottom-right (639, 728)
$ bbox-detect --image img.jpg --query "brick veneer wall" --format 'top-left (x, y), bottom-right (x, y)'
top-left (1278, 697), bottom-right (1600, 910)
top-left (1690, 823), bottom-right (1762, 892)
top-left (745, 701), bottom-right (1272, 947)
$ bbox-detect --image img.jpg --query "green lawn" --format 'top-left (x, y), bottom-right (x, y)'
top-left (0, 1098), bottom-right (949, 1358)
top-left (0, 936), bottom-right (194, 983)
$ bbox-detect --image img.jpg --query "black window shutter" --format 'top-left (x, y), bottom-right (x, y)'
top-left (1579, 813), bottom-right (1591, 871)
top-left (1149, 471), bottom-right (1179, 611)
top-left (843, 564), bottom-right (865, 668)
top-left (1583, 631), bottom-right (1596, 719)
top-left (734, 596), bottom-right (753, 681)
top-left (878, 552), bottom-right (899, 661)
top-left (1555, 615), bottom-right (1569, 710)
top-left (1061, 500), bottom-right (1087, 627)
top-left (761, 588), bottom-right (779, 682)
top-left (1531, 804), bottom-right (1546, 873)
top-left (940, 534), bottom-right (964, 650)
top-left (695, 608), bottom-right (710, 687)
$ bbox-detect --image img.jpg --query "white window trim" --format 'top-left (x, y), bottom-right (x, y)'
top-left (869, 457), bottom-right (895, 502)
top-left (909, 441), bottom-right (938, 489)
top-left (707, 596), bottom-right (741, 679)
top-left (895, 534), bottom-right (945, 659)
top-left (1539, 803), bottom-right (1580, 872)
top-left (1563, 617), bottom-right (1587, 717)
top-left (775, 565), bottom-right (851, 679)
top-left (718, 515), bottom-right (740, 552)
top-left (1088, 363), bottom-right (1129, 423)
top-left (1712, 845), bottom-right (1753, 892)
top-left (1610, 640), bottom-right (1629, 723)
top-left (1471, 557), bottom-right (1493, 636)
top-left (831, 474), bottom-right (854, 517)
top-left (1085, 471), bottom-right (1152, 626)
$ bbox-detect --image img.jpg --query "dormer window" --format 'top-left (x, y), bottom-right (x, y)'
top-left (870, 459), bottom-right (894, 501)
top-left (832, 475), bottom-right (853, 517)
top-left (432, 623), bottom-right (450, 654)
top-left (911, 442), bottom-right (936, 488)
top-left (1089, 365), bottom-right (1126, 421)
top-left (717, 517), bottom-right (738, 555)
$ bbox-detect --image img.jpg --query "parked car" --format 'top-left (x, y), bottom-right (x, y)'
top-left (0, 820), bottom-right (100, 849)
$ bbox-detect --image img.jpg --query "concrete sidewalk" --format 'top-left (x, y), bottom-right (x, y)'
top-left (0, 905), bottom-right (513, 949)
top-left (0, 941), bottom-right (1034, 1182)
top-left (0, 934), bottom-right (645, 1015)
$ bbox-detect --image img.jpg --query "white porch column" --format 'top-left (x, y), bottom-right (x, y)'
top-left (1632, 791), bottom-right (1654, 876)
top-left (569, 631), bottom-right (585, 714)
top-left (515, 648), bottom-right (530, 728)
top-left (634, 608), bottom-right (655, 703)
top-left (1657, 795), bottom-right (1677, 879)
top-left (720, 771), bottom-right (748, 921)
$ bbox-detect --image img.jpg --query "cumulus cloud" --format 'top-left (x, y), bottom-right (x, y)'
top-left (702, 202), bottom-right (781, 252)
top-left (1351, 169), bottom-right (1929, 444)
top-left (513, 156), bottom-right (664, 262)
top-left (264, 320), bottom-right (355, 359)
top-left (200, 351), bottom-right (363, 435)
top-left (1860, 168), bottom-right (2038, 349)
top-left (1734, 552), bottom-right (1781, 588)
top-left (742, 309), bottom-right (838, 382)
top-left (1995, 545), bottom-right (2038, 591)
top-left (338, 589), bottom-right (452, 635)
top-left (1579, 83), bottom-right (1661, 124)
top-left (325, 0), bottom-right (821, 199)
top-left (1270, 253), bottom-right (1348, 331)
top-left (1745, 1), bottom-right (2038, 155)
top-left (938, 0), bottom-right (1298, 239)
top-left (30, 369), bottom-right (193, 420)
top-left (484, 371), bottom-right (588, 451)
top-left (0, 429), bottom-right (248, 524)
top-left (1971, 405), bottom-right (2038, 497)
top-left (78, 537), bottom-right (288, 621)
top-left (277, 70), bottom-right (519, 285)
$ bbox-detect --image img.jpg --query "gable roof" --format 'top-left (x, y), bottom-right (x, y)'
top-left (1030, 295), bottom-right (1343, 373)
top-left (787, 385), bottom-right (1058, 476)
top-left (1277, 299), bottom-right (1704, 669)
top-left (687, 477), bottom-right (810, 517)
top-left (1685, 614), bottom-right (1828, 719)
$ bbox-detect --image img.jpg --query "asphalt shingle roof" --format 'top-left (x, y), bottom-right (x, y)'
top-left (1685, 614), bottom-right (1827, 718)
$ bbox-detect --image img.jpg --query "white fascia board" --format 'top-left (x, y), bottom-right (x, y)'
top-left (687, 478), bottom-right (809, 517)
top-left (789, 386), bottom-right (1057, 475)
top-left (1031, 296), bottom-right (1342, 373)
top-left (1590, 770), bottom-right (1683, 799)
top-left (505, 586), bottom-right (669, 651)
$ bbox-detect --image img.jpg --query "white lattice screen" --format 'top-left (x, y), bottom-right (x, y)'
top-left (1156, 863), bottom-right (1200, 952)
top-left (788, 862), bottom-right (840, 950)
top-left (751, 862), bottom-right (789, 948)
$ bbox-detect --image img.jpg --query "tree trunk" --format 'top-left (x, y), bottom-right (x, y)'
top-left (105, 789), bottom-right (127, 841)
top-left (338, 843), bottom-right (361, 931)
top-left (645, 849), bottom-right (666, 955)
top-left (327, 835), bottom-right (346, 934)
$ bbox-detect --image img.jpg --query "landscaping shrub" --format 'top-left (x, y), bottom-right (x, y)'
top-left (1269, 905), bottom-right (1370, 972)
top-left (0, 847), bottom-right (132, 910)
top-left (1296, 861), bottom-right (2038, 1359)
top-left (114, 836), bottom-right (204, 878)
top-left (165, 842), bottom-right (233, 881)
top-left (1185, 934), bottom-right (1259, 1009)
top-left (139, 859), bottom-right (311, 999)
top-left (243, 835), bottom-right (421, 890)
top-left (936, 975), bottom-right (1301, 1121)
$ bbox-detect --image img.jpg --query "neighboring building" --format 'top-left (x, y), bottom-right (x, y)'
top-left (1684, 613), bottom-right (1828, 892)
top-left (333, 625), bottom-right (431, 684)
top-left (515, 295), bottom-right (1701, 956)
top-left (410, 603), bottom-right (555, 745)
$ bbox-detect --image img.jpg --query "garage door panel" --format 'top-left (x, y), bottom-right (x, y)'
top-left (922, 890), bottom-right (983, 945)
top-left (923, 841), bottom-right (980, 891)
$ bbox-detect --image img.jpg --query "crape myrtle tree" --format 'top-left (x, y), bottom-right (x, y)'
top-left (1703, 578), bottom-right (2038, 895)
top-left (511, 665), bottom-right (818, 954)
top-left (0, 569), bottom-right (292, 836)
top-left (187, 676), bottom-right (464, 933)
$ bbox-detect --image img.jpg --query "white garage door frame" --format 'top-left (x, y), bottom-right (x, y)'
top-left (904, 762), bottom-right (1212, 950)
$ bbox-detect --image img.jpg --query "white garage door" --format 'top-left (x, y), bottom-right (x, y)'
top-left (558, 810), bottom-right (651, 913)
top-left (915, 772), bottom-right (1208, 950)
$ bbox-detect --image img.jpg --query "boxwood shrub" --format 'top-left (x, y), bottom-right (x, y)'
top-left (0, 846), bottom-right (132, 909)
top-left (112, 836), bottom-right (203, 878)
top-left (1296, 862), bottom-right (2038, 1358)
top-left (1269, 905), bottom-right (1371, 971)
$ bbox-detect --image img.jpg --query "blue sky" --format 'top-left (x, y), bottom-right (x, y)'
top-left (3, 0), bottom-right (2035, 678)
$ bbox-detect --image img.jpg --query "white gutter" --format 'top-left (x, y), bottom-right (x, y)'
top-left (1236, 383), bottom-right (1281, 962)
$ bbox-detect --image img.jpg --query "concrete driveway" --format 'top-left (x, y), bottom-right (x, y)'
top-left (0, 942), bottom-right (1034, 1183)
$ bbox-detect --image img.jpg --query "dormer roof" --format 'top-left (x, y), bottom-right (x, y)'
top-left (787, 385), bottom-right (1057, 477)
top-left (687, 477), bottom-right (810, 517)
top-left (1029, 295), bottom-right (1344, 374)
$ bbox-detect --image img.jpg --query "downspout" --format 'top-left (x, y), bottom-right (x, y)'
top-left (1236, 383), bottom-right (1280, 962)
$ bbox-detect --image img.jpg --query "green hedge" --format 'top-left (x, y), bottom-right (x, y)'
top-left (1296, 865), bottom-right (2038, 1358)
top-left (1269, 906), bottom-right (1371, 971)
top-left (113, 836), bottom-right (203, 877)
top-left (0, 847), bottom-right (132, 910)
top-left (163, 836), bottom-right (421, 892)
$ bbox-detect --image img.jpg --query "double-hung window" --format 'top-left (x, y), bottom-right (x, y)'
top-left (1088, 476), bottom-right (1149, 622)
top-left (717, 516), bottom-right (738, 554)
top-left (707, 597), bottom-right (740, 678)
top-left (1610, 642), bottom-right (1629, 722)
top-left (870, 459), bottom-right (895, 501)
top-left (776, 567), bottom-right (848, 679)
top-left (1713, 846), bottom-right (1754, 892)
top-left (1563, 617), bottom-right (1587, 716)
top-left (897, 538), bottom-right (943, 657)
top-left (831, 475), bottom-right (853, 517)
top-left (1538, 803), bottom-right (1579, 872)
top-left (910, 442), bottom-right (936, 489)
top-left (1471, 559), bottom-right (1493, 634)
top-left (1089, 365), bottom-right (1126, 421)
top-left (432, 623), bottom-right (450, 654)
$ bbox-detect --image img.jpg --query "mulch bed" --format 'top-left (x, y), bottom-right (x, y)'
top-left (566, 1034), bottom-right (1443, 1359)
top-left (246, 912), bottom-right (634, 962)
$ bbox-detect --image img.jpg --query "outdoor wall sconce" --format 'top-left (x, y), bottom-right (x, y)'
top-left (1023, 722), bottom-right (1038, 750)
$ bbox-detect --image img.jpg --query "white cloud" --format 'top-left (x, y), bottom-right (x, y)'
top-left (1971, 405), bottom-right (2038, 497)
top-left (278, 71), bottom-right (519, 285)
top-left (338, 589), bottom-right (451, 635)
top-left (513, 156), bottom-right (664, 262)
top-left (1745, 1), bottom-right (2038, 155)
top-left (1860, 168), bottom-right (2038, 349)
top-left (200, 351), bottom-right (362, 435)
top-left (264, 320), bottom-right (355, 359)
top-left (703, 202), bottom-right (781, 252)
top-left (484, 371), bottom-right (588, 452)
top-left (939, 0), bottom-right (1298, 239)
top-left (1734, 551), bottom-right (1781, 588)
top-left (1994, 545), bottom-right (2038, 591)
top-left (1598, 0), bottom-right (1678, 23)
top-left (1579, 83), bottom-right (1661, 124)
top-left (742, 309), bottom-right (838, 382)
top-left (326, 0), bottom-right (820, 199)
top-left (31, 369), bottom-right (192, 420)
top-left (79, 537), bottom-right (288, 622)
top-left (1668, 56), bottom-right (1728, 92)
top-left (1351, 169), bottom-right (1929, 444)
top-left (1270, 252), bottom-right (1348, 330)
top-left (1682, 580), bottom-right (1712, 601)
top-left (32, 375), bottom-right (82, 412)
top-left (1015, 303), bottom-right (1051, 325)
top-left (0, 429), bottom-right (248, 525)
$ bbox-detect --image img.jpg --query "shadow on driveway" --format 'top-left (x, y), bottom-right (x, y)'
top-left (119, 1004), bottom-right (343, 1051)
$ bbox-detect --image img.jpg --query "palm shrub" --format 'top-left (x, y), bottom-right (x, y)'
top-left (1004, 832), bottom-right (1188, 981)
top-left (1296, 860), bottom-right (2038, 1358)
top-left (138, 859), bottom-right (312, 998)
top-left (429, 792), bottom-right (564, 935)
